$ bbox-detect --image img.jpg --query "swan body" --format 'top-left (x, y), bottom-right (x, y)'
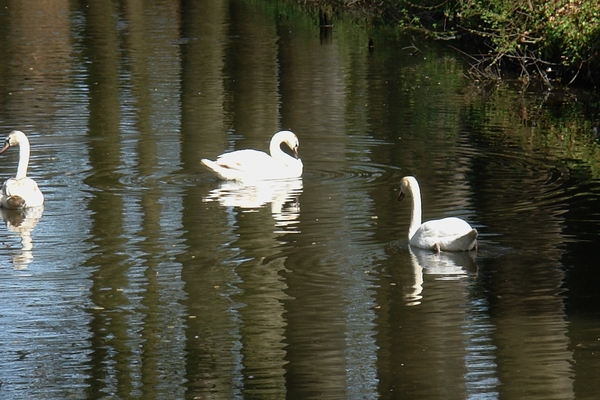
top-left (398, 176), bottom-right (477, 252)
top-left (0, 131), bottom-right (44, 209)
top-left (201, 130), bottom-right (303, 181)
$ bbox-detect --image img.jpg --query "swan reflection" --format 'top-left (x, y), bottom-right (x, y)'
top-left (405, 245), bottom-right (477, 306)
top-left (203, 178), bottom-right (302, 230)
top-left (1, 206), bottom-right (43, 269)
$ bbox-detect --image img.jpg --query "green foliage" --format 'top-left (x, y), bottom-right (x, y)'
top-left (538, 1), bottom-right (600, 70)
top-left (322, 0), bottom-right (600, 85)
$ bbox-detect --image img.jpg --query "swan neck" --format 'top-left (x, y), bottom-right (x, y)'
top-left (408, 185), bottom-right (422, 240)
top-left (16, 141), bottom-right (30, 179)
top-left (270, 136), bottom-right (292, 163)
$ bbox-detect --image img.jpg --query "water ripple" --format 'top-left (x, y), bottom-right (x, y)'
top-left (305, 161), bottom-right (401, 188)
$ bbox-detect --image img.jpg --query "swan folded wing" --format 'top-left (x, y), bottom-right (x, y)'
top-left (203, 149), bottom-right (302, 181)
top-left (437, 229), bottom-right (478, 251)
top-left (420, 217), bottom-right (473, 236)
top-left (413, 217), bottom-right (477, 251)
top-left (215, 150), bottom-right (276, 172)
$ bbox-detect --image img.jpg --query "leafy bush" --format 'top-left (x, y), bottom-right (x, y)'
top-left (538, 0), bottom-right (600, 80)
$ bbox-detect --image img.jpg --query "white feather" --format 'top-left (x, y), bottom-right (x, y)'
top-left (398, 176), bottom-right (477, 252)
top-left (0, 131), bottom-right (44, 209)
top-left (201, 130), bottom-right (303, 181)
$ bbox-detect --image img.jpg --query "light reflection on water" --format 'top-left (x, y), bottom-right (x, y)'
top-left (403, 246), bottom-right (478, 306)
top-left (0, 207), bottom-right (43, 269)
top-left (0, 0), bottom-right (598, 399)
top-left (203, 178), bottom-right (303, 233)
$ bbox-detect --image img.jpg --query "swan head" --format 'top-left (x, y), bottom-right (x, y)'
top-left (398, 176), bottom-right (419, 201)
top-left (272, 130), bottom-right (300, 159)
top-left (0, 130), bottom-right (29, 154)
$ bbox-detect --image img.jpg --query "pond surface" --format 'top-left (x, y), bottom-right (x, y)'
top-left (0, 0), bottom-right (600, 399)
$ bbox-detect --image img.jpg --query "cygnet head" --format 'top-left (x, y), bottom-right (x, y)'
top-left (398, 176), bottom-right (419, 201)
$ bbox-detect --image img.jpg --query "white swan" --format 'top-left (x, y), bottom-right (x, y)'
top-left (398, 176), bottom-right (477, 252)
top-left (201, 130), bottom-right (303, 181)
top-left (0, 130), bottom-right (44, 209)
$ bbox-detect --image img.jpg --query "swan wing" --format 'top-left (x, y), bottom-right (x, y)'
top-left (203, 149), bottom-right (302, 181)
top-left (437, 229), bottom-right (478, 251)
top-left (412, 217), bottom-right (477, 251)
top-left (215, 150), bottom-right (275, 171)
top-left (420, 217), bottom-right (473, 237)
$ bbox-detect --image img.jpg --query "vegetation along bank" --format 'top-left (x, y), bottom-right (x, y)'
top-left (298, 0), bottom-right (600, 88)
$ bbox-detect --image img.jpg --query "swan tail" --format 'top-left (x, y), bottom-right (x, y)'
top-left (438, 229), bottom-right (478, 251)
top-left (201, 159), bottom-right (243, 181)
top-left (201, 158), bottom-right (215, 170)
top-left (457, 229), bottom-right (478, 251)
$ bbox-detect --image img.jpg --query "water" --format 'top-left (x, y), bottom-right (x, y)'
top-left (0, 0), bottom-right (599, 399)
